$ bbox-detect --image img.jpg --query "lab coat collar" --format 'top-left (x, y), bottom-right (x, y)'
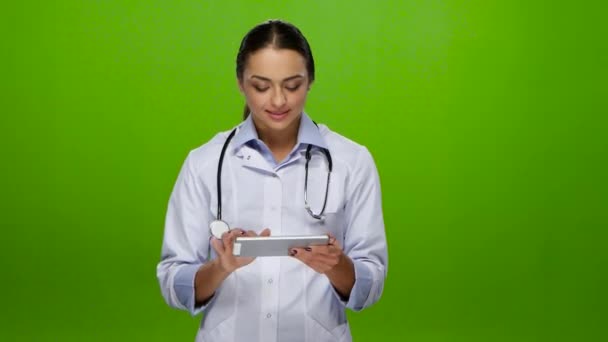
top-left (298, 112), bottom-right (328, 149)
top-left (231, 114), bottom-right (258, 149)
top-left (231, 112), bottom-right (328, 154)
top-left (234, 144), bottom-right (276, 175)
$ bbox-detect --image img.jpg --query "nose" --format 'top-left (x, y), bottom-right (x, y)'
top-left (270, 87), bottom-right (287, 108)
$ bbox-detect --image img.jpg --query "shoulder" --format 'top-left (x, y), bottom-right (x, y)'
top-left (183, 129), bottom-right (235, 175)
top-left (318, 124), bottom-right (376, 173)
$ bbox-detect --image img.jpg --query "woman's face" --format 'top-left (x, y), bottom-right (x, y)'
top-left (239, 47), bottom-right (311, 136)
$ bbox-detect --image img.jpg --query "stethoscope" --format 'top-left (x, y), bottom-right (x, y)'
top-left (209, 127), bottom-right (333, 239)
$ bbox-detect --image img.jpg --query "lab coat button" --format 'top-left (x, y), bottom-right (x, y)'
top-left (268, 278), bottom-right (273, 284)
top-left (266, 313), bottom-right (272, 318)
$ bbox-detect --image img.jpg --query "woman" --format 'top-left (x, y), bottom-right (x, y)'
top-left (157, 19), bottom-right (387, 342)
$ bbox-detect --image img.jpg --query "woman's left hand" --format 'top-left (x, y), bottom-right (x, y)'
top-left (291, 233), bottom-right (355, 299)
top-left (289, 234), bottom-right (344, 274)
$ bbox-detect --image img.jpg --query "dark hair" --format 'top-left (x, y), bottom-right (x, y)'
top-left (236, 19), bottom-right (315, 119)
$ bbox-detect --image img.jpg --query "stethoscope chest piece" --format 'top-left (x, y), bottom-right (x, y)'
top-left (210, 220), bottom-right (230, 239)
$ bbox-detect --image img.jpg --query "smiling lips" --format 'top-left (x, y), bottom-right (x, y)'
top-left (266, 109), bottom-right (290, 120)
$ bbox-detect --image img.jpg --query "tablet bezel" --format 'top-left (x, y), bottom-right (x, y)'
top-left (232, 234), bottom-right (329, 257)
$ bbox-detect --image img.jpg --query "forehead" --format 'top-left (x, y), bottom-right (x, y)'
top-left (244, 48), bottom-right (307, 79)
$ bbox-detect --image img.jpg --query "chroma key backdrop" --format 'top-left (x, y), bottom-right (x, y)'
top-left (1, 1), bottom-right (605, 341)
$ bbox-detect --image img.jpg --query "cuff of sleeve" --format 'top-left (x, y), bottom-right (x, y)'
top-left (174, 263), bottom-right (209, 316)
top-left (331, 260), bottom-right (373, 311)
top-left (346, 261), bottom-right (373, 311)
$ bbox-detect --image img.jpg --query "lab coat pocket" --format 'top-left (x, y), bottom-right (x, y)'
top-left (304, 270), bottom-right (349, 340)
top-left (199, 274), bottom-right (237, 337)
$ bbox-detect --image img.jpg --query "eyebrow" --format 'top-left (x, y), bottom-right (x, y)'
top-left (250, 74), bottom-right (305, 82)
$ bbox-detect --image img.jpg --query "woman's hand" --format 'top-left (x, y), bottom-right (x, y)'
top-left (211, 228), bottom-right (271, 274)
top-left (290, 233), bottom-right (355, 300)
top-left (194, 228), bottom-right (270, 306)
top-left (289, 234), bottom-right (343, 274)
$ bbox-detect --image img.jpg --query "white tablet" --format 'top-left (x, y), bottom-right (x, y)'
top-left (233, 235), bottom-right (329, 257)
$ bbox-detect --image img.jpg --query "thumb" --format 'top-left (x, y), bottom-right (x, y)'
top-left (260, 228), bottom-right (271, 237)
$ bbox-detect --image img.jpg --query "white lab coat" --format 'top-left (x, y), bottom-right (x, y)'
top-left (157, 114), bottom-right (387, 342)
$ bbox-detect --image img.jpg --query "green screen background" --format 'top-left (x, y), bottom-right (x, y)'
top-left (2, 1), bottom-right (606, 341)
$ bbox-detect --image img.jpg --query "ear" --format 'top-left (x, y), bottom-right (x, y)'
top-left (307, 80), bottom-right (314, 91)
top-left (237, 78), bottom-right (245, 94)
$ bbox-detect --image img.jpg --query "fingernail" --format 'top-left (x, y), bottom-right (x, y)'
top-left (304, 247), bottom-right (312, 252)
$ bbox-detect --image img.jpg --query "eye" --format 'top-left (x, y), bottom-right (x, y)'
top-left (253, 86), bottom-right (269, 92)
top-left (285, 84), bottom-right (302, 92)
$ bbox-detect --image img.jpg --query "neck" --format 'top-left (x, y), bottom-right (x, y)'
top-left (262, 133), bottom-right (297, 152)
top-left (253, 118), bottom-right (300, 163)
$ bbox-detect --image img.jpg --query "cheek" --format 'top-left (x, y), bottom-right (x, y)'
top-left (289, 90), bottom-right (308, 107)
top-left (244, 91), bottom-right (267, 108)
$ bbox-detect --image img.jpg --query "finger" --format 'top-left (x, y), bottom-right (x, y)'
top-left (301, 246), bottom-right (335, 259)
top-left (224, 229), bottom-right (244, 242)
top-left (307, 249), bottom-right (341, 267)
top-left (307, 249), bottom-right (337, 263)
top-left (223, 230), bottom-right (240, 255)
top-left (290, 247), bottom-right (309, 261)
top-left (309, 258), bottom-right (338, 274)
top-left (220, 232), bottom-right (230, 250)
top-left (260, 228), bottom-right (271, 237)
top-left (327, 233), bottom-right (340, 248)
top-left (295, 248), bottom-right (332, 266)
top-left (230, 228), bottom-right (245, 237)
top-left (291, 248), bottom-right (337, 273)
top-left (322, 238), bottom-right (342, 253)
top-left (307, 245), bottom-right (333, 257)
top-left (327, 232), bottom-right (335, 242)
top-left (211, 238), bottom-right (225, 255)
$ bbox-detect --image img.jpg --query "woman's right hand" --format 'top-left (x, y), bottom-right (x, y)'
top-left (211, 228), bottom-right (271, 273)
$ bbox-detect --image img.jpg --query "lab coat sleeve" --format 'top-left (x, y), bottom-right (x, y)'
top-left (339, 147), bottom-right (388, 311)
top-left (156, 152), bottom-right (214, 316)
